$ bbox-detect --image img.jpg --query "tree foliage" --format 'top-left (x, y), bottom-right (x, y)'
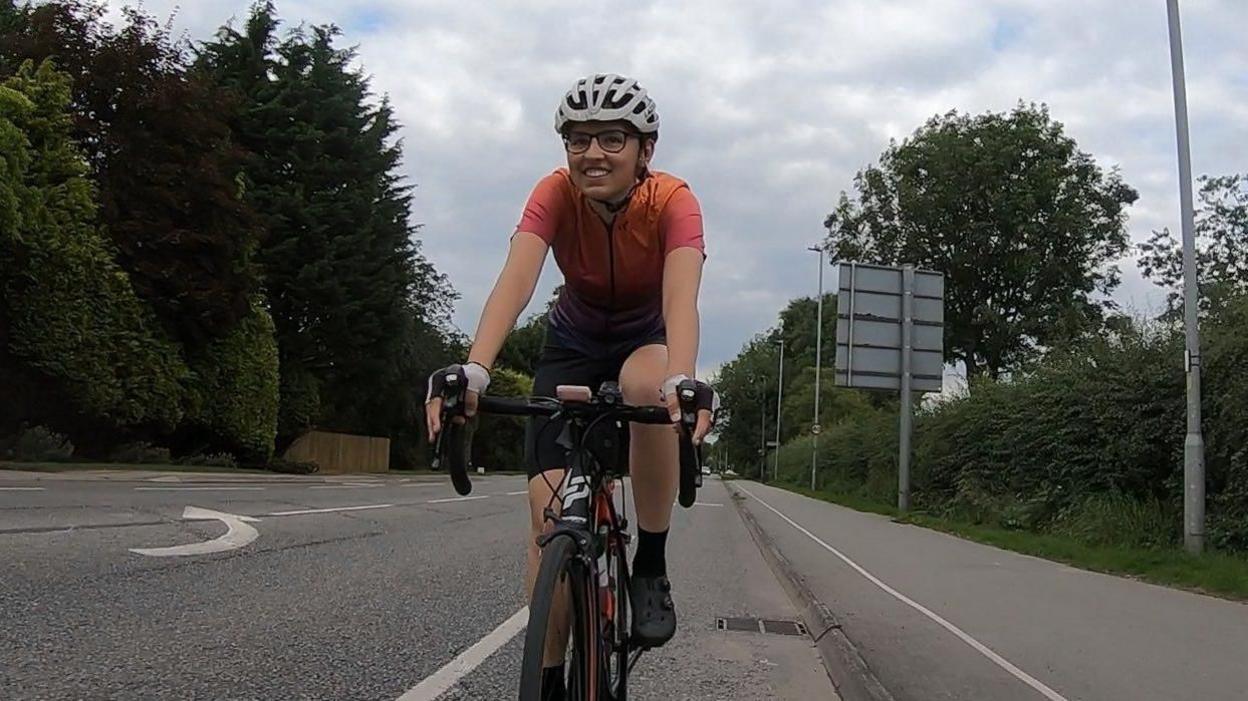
top-left (1139, 173), bottom-right (1248, 315)
top-left (182, 298), bottom-right (280, 463)
top-left (824, 103), bottom-right (1138, 380)
top-left (0, 59), bottom-right (187, 442)
top-left (1, 0), bottom-right (262, 347)
top-left (711, 293), bottom-right (879, 478)
top-left (196, 4), bottom-right (457, 448)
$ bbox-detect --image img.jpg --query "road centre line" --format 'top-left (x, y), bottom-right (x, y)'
top-left (737, 485), bottom-right (1069, 701)
top-left (427, 495), bottom-right (490, 504)
top-left (396, 606), bottom-right (529, 701)
top-left (268, 504), bottom-right (395, 516)
top-left (0, 487), bottom-right (46, 491)
top-left (135, 486), bottom-right (265, 491)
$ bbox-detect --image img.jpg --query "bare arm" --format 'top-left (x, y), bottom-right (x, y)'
top-left (426, 232), bottom-right (547, 439)
top-left (663, 247), bottom-right (714, 441)
top-left (662, 247), bottom-right (704, 379)
top-left (467, 231), bottom-right (549, 370)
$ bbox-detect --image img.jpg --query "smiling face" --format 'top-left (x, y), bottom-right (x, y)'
top-left (562, 120), bottom-right (655, 202)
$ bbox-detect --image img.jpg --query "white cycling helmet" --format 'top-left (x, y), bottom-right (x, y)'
top-left (555, 73), bottom-right (660, 136)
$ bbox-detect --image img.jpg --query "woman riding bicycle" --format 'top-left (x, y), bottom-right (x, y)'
top-left (425, 73), bottom-right (715, 699)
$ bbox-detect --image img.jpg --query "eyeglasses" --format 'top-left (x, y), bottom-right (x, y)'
top-left (562, 129), bottom-right (635, 154)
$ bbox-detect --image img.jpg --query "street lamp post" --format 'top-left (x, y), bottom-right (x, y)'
top-left (1166, 0), bottom-right (1206, 554)
top-left (808, 245), bottom-right (825, 491)
top-left (773, 336), bottom-right (785, 482)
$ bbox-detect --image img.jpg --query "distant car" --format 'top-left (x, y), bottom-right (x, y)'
top-left (701, 466), bottom-right (711, 475)
top-left (725, 469), bottom-right (738, 476)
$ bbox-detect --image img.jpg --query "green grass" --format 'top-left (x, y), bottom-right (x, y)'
top-left (770, 482), bottom-right (1248, 601)
top-left (781, 484), bottom-right (901, 518)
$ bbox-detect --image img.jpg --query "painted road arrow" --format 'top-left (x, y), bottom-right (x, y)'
top-left (130, 506), bottom-right (261, 557)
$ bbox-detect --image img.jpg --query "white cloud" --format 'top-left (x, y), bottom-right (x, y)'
top-left (99, 0), bottom-right (1247, 377)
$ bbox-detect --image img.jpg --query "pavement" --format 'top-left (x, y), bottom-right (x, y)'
top-left (729, 481), bottom-right (1248, 701)
top-left (0, 468), bottom-right (835, 700)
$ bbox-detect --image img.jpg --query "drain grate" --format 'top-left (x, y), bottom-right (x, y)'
top-left (760, 619), bottom-right (808, 636)
top-left (715, 617), bottom-right (808, 636)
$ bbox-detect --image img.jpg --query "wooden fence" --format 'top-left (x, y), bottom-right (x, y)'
top-left (282, 430), bottom-right (390, 473)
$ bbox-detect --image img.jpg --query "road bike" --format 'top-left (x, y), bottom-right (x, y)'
top-left (433, 374), bottom-right (708, 700)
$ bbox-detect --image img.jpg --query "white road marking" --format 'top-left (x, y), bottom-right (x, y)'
top-left (506, 490), bottom-right (529, 496)
top-left (0, 487), bottom-right (46, 491)
top-left (309, 484), bottom-right (382, 490)
top-left (135, 486), bottom-right (264, 491)
top-left (268, 504), bottom-right (394, 516)
top-left (428, 495), bottom-right (490, 504)
top-left (396, 606), bottom-right (528, 701)
top-left (129, 506), bottom-right (261, 557)
top-left (738, 485), bottom-right (1069, 701)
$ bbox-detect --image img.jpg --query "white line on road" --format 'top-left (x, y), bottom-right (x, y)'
top-left (309, 484), bottom-right (382, 490)
top-left (268, 504), bottom-right (395, 516)
top-left (396, 606), bottom-right (528, 701)
top-left (135, 487), bottom-right (265, 491)
top-left (129, 506), bottom-right (261, 557)
top-left (738, 485), bottom-right (1069, 701)
top-left (427, 495), bottom-right (490, 504)
top-left (506, 490), bottom-right (529, 496)
top-left (0, 487), bottom-right (46, 491)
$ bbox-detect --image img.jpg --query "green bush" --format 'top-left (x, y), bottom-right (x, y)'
top-left (773, 298), bottom-right (1248, 554)
top-left (177, 452), bottom-right (238, 468)
top-left (8, 424), bottom-right (74, 462)
top-left (109, 441), bottom-right (172, 465)
top-left (266, 457), bottom-right (318, 475)
top-left (0, 61), bottom-right (187, 436)
top-left (1202, 296), bottom-right (1248, 550)
top-left (183, 299), bottom-right (280, 462)
top-left (469, 368), bottom-right (533, 471)
top-left (1048, 493), bottom-right (1179, 550)
top-left (277, 362), bottom-right (322, 443)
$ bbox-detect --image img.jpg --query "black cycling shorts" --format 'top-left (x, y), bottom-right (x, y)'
top-left (524, 323), bottom-right (666, 479)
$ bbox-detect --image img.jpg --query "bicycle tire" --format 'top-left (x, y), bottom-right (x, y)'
top-left (601, 527), bottom-right (630, 699)
top-left (519, 535), bottom-right (597, 701)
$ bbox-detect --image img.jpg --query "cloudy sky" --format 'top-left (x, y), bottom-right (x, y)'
top-left (102, 0), bottom-right (1248, 380)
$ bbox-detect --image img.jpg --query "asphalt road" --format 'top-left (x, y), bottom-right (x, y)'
top-left (0, 469), bottom-right (834, 700)
top-left (731, 481), bottom-right (1248, 701)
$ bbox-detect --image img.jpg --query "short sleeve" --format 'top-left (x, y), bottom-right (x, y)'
top-left (515, 172), bottom-right (569, 244)
top-left (660, 186), bottom-right (705, 256)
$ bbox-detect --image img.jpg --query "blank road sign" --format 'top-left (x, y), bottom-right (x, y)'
top-left (836, 262), bottom-right (945, 393)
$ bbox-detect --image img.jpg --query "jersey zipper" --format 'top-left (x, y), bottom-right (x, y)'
top-left (605, 216), bottom-right (617, 335)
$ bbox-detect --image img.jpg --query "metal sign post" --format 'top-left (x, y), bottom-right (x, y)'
top-left (835, 262), bottom-right (945, 512)
top-left (899, 265), bottom-right (915, 512)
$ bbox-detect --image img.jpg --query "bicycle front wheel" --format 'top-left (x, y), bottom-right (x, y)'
top-left (519, 534), bottom-right (599, 701)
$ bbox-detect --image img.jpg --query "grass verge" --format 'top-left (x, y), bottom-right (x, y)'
top-left (769, 482), bottom-right (1248, 601)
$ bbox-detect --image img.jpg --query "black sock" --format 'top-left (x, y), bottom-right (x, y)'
top-left (541, 663), bottom-right (565, 701)
top-left (632, 527), bottom-right (668, 578)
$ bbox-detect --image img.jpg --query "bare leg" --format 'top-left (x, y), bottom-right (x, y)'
top-left (619, 344), bottom-right (679, 533)
top-left (528, 469), bottom-right (569, 667)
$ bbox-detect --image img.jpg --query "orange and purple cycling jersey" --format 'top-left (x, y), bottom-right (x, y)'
top-left (515, 167), bottom-right (705, 352)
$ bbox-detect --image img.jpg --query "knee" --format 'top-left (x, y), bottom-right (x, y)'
top-left (620, 372), bottom-right (663, 407)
